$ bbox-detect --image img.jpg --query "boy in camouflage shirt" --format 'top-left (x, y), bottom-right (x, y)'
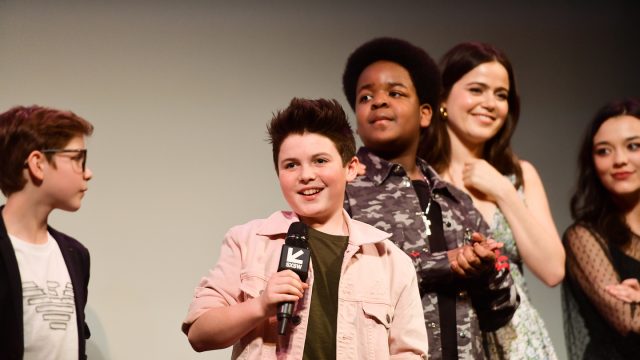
top-left (342, 37), bottom-right (519, 360)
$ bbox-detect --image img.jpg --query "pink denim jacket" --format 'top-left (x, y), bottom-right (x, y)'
top-left (183, 210), bottom-right (428, 359)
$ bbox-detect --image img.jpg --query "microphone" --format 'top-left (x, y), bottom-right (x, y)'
top-left (276, 222), bottom-right (310, 335)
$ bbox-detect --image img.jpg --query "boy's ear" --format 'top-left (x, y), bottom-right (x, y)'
top-left (345, 156), bottom-right (360, 182)
top-left (24, 150), bottom-right (47, 182)
top-left (419, 104), bottom-right (433, 128)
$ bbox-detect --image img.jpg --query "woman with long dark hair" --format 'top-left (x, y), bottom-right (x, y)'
top-left (563, 98), bottom-right (640, 359)
top-left (420, 42), bottom-right (562, 359)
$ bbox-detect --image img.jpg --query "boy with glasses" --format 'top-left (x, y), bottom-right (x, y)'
top-left (0, 105), bottom-right (94, 360)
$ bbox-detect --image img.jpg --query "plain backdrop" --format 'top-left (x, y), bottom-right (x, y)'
top-left (1, 1), bottom-right (639, 359)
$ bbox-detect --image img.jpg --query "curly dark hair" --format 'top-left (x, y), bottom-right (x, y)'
top-left (267, 98), bottom-right (355, 173)
top-left (571, 98), bottom-right (640, 246)
top-left (342, 37), bottom-right (441, 112)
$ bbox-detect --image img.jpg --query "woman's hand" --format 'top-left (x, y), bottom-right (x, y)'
top-left (462, 159), bottom-right (512, 202)
top-left (606, 278), bottom-right (640, 303)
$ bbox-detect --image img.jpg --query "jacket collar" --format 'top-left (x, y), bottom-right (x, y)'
top-left (256, 209), bottom-right (390, 247)
top-left (357, 147), bottom-right (462, 203)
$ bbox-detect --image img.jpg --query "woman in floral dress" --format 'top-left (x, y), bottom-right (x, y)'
top-left (420, 42), bottom-right (562, 359)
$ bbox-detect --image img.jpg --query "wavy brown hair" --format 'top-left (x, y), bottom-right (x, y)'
top-left (570, 98), bottom-right (640, 246)
top-left (420, 42), bottom-right (523, 189)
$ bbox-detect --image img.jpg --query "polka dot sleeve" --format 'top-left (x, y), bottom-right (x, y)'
top-left (565, 225), bottom-right (640, 335)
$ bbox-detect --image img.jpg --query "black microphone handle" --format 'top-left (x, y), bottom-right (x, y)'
top-left (277, 302), bottom-right (294, 335)
top-left (276, 222), bottom-right (309, 336)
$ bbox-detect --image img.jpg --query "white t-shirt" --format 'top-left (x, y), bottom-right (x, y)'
top-left (9, 232), bottom-right (78, 360)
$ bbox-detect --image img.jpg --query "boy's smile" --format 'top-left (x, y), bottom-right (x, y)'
top-left (355, 60), bottom-right (431, 158)
top-left (300, 187), bottom-right (323, 197)
top-left (277, 132), bottom-right (357, 233)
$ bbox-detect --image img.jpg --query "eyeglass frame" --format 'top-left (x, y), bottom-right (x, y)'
top-left (39, 149), bottom-right (88, 173)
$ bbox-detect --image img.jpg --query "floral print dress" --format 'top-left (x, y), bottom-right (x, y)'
top-left (483, 178), bottom-right (558, 360)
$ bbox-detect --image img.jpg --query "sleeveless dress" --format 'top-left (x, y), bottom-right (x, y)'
top-left (483, 177), bottom-right (558, 359)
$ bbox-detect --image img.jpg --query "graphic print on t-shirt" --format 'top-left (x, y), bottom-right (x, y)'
top-left (22, 280), bottom-right (75, 330)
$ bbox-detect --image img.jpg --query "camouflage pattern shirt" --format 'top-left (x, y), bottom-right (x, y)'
top-left (345, 148), bottom-right (519, 360)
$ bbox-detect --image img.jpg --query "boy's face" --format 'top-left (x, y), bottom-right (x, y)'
top-left (277, 132), bottom-right (357, 229)
top-left (37, 135), bottom-right (93, 212)
top-left (354, 60), bottom-right (432, 156)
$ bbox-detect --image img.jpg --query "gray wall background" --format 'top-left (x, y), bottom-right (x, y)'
top-left (1, 1), bottom-right (639, 359)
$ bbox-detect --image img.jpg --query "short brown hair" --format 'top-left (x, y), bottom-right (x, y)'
top-left (267, 98), bottom-right (355, 172)
top-left (0, 105), bottom-right (94, 196)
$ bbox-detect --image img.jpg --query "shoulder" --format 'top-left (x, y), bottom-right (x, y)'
top-left (225, 211), bottom-right (294, 245)
top-left (518, 159), bottom-right (542, 187)
top-left (348, 173), bottom-right (376, 189)
top-left (225, 218), bottom-right (268, 244)
top-left (360, 239), bottom-right (416, 274)
top-left (227, 217), bottom-right (268, 234)
top-left (564, 222), bottom-right (595, 238)
top-left (346, 216), bottom-right (393, 248)
top-left (48, 227), bottom-right (89, 257)
top-left (436, 179), bottom-right (480, 214)
top-left (563, 222), bottom-right (604, 248)
top-left (382, 239), bottom-right (413, 263)
top-left (517, 159), bottom-right (553, 202)
top-left (423, 164), bottom-right (473, 204)
top-left (563, 223), bottom-right (616, 267)
top-left (234, 210), bottom-right (294, 230)
top-left (347, 217), bottom-right (397, 251)
top-left (519, 159), bottom-right (536, 173)
top-left (441, 180), bottom-right (472, 202)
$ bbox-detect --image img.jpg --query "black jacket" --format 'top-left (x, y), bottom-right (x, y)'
top-left (0, 206), bottom-right (90, 359)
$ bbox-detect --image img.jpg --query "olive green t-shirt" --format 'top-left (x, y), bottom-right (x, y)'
top-left (302, 227), bottom-right (348, 360)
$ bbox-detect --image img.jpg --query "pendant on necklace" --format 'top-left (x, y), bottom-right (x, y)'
top-left (417, 211), bottom-right (431, 236)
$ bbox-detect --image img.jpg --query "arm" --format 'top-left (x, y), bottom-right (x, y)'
top-left (467, 263), bottom-right (520, 331)
top-left (459, 235), bottom-right (519, 331)
top-left (447, 229), bottom-right (517, 328)
top-left (427, 185), bottom-right (516, 323)
top-left (606, 278), bottom-right (640, 303)
top-left (463, 159), bottom-right (564, 286)
top-left (419, 221), bottom-right (502, 289)
top-left (188, 295), bottom-right (268, 351)
top-left (183, 228), bottom-right (307, 351)
top-left (188, 270), bottom-right (307, 351)
top-left (565, 225), bottom-right (640, 335)
top-left (449, 232), bottom-right (501, 277)
top-left (414, 250), bottom-right (457, 292)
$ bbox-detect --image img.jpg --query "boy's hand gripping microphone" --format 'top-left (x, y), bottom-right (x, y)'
top-left (276, 222), bottom-right (310, 335)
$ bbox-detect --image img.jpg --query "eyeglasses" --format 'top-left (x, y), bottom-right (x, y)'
top-left (41, 149), bottom-right (88, 173)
